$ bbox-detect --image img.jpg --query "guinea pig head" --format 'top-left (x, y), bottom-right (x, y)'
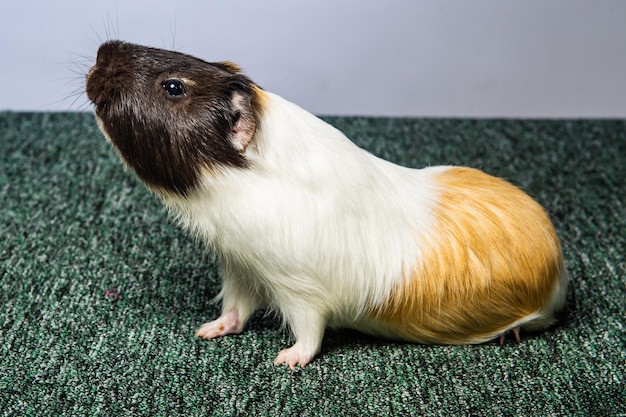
top-left (86, 40), bottom-right (260, 196)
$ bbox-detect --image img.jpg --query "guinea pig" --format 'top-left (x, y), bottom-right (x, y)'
top-left (86, 40), bottom-right (567, 369)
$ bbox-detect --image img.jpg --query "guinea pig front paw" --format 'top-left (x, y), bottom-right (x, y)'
top-left (195, 309), bottom-right (243, 339)
top-left (273, 342), bottom-right (318, 370)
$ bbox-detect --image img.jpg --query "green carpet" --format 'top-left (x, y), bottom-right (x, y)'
top-left (1, 112), bottom-right (624, 416)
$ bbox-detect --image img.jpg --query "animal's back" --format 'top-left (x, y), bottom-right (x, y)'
top-left (363, 167), bottom-right (567, 344)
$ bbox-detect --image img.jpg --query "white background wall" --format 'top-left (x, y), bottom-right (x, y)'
top-left (2, 0), bottom-right (625, 117)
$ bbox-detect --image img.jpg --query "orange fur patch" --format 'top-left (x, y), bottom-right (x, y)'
top-left (370, 167), bottom-right (563, 344)
top-left (251, 84), bottom-right (268, 118)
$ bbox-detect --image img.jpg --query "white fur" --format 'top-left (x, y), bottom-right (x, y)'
top-left (160, 92), bottom-right (449, 367)
top-left (526, 268), bottom-right (569, 331)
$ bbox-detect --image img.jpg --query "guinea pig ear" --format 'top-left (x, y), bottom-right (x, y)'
top-left (230, 92), bottom-right (256, 152)
top-left (214, 61), bottom-right (242, 74)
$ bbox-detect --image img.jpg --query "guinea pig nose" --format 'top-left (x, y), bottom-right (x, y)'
top-left (95, 40), bottom-right (125, 65)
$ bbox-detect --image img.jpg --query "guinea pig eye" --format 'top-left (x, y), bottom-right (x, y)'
top-left (162, 79), bottom-right (186, 98)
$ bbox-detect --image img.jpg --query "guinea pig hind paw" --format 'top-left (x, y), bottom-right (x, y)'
top-left (498, 327), bottom-right (522, 346)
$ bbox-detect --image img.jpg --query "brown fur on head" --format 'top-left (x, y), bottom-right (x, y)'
top-left (86, 40), bottom-right (261, 196)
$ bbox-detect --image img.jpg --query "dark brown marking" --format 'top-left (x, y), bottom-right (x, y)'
top-left (86, 41), bottom-right (264, 195)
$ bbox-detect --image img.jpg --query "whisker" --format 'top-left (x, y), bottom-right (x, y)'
top-left (171, 15), bottom-right (177, 50)
top-left (44, 87), bottom-right (87, 112)
top-left (103, 7), bottom-right (121, 41)
top-left (50, 48), bottom-right (95, 113)
top-left (114, 4), bottom-right (120, 39)
top-left (88, 22), bottom-right (104, 44)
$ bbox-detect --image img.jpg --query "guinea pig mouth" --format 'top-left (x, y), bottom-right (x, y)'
top-left (86, 65), bottom-right (129, 113)
top-left (85, 67), bottom-right (100, 104)
top-left (85, 66), bottom-right (109, 108)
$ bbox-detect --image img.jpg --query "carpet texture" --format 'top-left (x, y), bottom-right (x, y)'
top-left (1, 112), bottom-right (624, 416)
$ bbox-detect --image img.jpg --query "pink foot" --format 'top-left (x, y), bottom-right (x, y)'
top-left (498, 326), bottom-right (522, 345)
top-left (195, 309), bottom-right (242, 339)
top-left (273, 342), bottom-right (317, 370)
